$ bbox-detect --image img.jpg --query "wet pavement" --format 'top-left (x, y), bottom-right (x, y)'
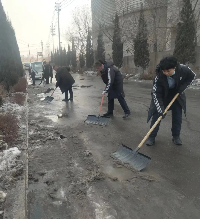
top-left (27, 73), bottom-right (200, 218)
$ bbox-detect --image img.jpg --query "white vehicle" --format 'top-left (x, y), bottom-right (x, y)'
top-left (24, 63), bottom-right (30, 70)
top-left (31, 62), bottom-right (43, 79)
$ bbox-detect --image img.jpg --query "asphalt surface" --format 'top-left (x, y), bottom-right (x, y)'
top-left (27, 73), bottom-right (200, 219)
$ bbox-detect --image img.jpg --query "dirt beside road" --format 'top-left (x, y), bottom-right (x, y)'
top-left (27, 73), bottom-right (200, 219)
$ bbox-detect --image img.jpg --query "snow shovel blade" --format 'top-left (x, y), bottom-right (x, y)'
top-left (85, 115), bottom-right (110, 126)
top-left (43, 96), bottom-right (54, 102)
top-left (111, 145), bottom-right (151, 171)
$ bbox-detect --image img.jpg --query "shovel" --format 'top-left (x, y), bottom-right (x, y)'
top-left (111, 93), bottom-right (179, 171)
top-left (43, 87), bottom-right (57, 102)
top-left (38, 79), bottom-right (44, 85)
top-left (85, 94), bottom-right (110, 126)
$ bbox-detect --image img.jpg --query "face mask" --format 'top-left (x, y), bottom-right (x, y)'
top-left (172, 71), bottom-right (175, 76)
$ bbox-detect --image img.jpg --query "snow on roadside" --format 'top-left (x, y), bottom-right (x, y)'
top-left (192, 79), bottom-right (200, 86)
top-left (0, 97), bottom-right (26, 121)
top-left (84, 71), bottom-right (97, 76)
top-left (0, 102), bottom-right (24, 113)
top-left (0, 147), bottom-right (21, 172)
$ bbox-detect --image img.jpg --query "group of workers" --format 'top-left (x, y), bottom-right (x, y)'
top-left (29, 56), bottom-right (196, 146)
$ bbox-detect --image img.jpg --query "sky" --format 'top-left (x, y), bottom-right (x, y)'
top-left (2, 0), bottom-right (90, 60)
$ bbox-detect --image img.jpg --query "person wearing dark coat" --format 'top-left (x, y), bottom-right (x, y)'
top-left (53, 65), bottom-right (75, 101)
top-left (42, 61), bottom-right (52, 84)
top-left (95, 60), bottom-right (130, 118)
top-left (146, 56), bottom-right (196, 146)
top-left (30, 68), bottom-right (36, 85)
top-left (49, 61), bottom-right (53, 83)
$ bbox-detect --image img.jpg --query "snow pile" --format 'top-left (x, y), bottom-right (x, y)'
top-left (192, 79), bottom-right (200, 86)
top-left (0, 147), bottom-right (21, 172)
top-left (0, 102), bottom-right (24, 113)
top-left (84, 71), bottom-right (97, 76)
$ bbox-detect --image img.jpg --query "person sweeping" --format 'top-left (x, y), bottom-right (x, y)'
top-left (146, 56), bottom-right (196, 146)
top-left (53, 65), bottom-right (75, 102)
top-left (95, 60), bottom-right (130, 119)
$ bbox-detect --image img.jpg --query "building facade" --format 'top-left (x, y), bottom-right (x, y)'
top-left (91, 0), bottom-right (116, 60)
top-left (91, 0), bottom-right (200, 74)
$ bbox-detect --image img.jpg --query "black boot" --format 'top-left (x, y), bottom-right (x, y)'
top-left (172, 136), bottom-right (182, 145)
top-left (146, 137), bottom-right (155, 146)
top-left (103, 112), bottom-right (113, 117)
top-left (123, 113), bottom-right (130, 119)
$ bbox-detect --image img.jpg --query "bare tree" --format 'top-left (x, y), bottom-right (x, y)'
top-left (64, 5), bottom-right (92, 55)
top-left (72, 6), bottom-right (92, 53)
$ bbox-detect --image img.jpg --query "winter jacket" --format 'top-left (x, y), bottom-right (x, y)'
top-left (31, 69), bottom-right (35, 79)
top-left (147, 64), bottom-right (196, 122)
top-left (100, 62), bottom-right (125, 99)
top-left (43, 64), bottom-right (53, 79)
top-left (55, 67), bottom-right (75, 93)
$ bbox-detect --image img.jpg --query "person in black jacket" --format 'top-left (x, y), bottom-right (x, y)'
top-left (42, 61), bottom-right (52, 84)
top-left (53, 65), bottom-right (75, 101)
top-left (95, 60), bottom-right (130, 118)
top-left (30, 68), bottom-right (36, 85)
top-left (49, 61), bottom-right (53, 83)
top-left (146, 56), bottom-right (196, 146)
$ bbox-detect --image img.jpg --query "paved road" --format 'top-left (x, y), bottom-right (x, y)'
top-left (27, 73), bottom-right (200, 219)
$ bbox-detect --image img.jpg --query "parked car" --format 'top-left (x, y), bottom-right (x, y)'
top-left (24, 63), bottom-right (30, 70)
top-left (30, 62), bottom-right (43, 79)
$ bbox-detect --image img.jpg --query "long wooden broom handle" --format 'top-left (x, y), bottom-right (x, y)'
top-left (137, 93), bottom-right (179, 150)
top-left (99, 94), bottom-right (105, 115)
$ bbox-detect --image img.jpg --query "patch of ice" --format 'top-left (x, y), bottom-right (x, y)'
top-left (87, 186), bottom-right (117, 219)
top-left (0, 147), bottom-right (21, 172)
top-left (37, 93), bottom-right (45, 98)
top-left (60, 187), bottom-right (65, 199)
top-left (45, 115), bottom-right (58, 123)
top-left (0, 191), bottom-right (7, 202)
top-left (53, 201), bottom-right (63, 206)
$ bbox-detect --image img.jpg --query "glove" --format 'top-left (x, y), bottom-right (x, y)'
top-left (102, 90), bottom-right (107, 95)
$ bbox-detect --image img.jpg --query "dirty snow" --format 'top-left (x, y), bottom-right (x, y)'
top-left (0, 147), bottom-right (21, 172)
top-left (0, 102), bottom-right (24, 113)
top-left (84, 71), bottom-right (97, 76)
top-left (192, 78), bottom-right (200, 86)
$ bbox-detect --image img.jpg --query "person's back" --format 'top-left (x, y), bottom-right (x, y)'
top-left (43, 63), bottom-right (51, 84)
top-left (59, 67), bottom-right (74, 85)
top-left (54, 65), bottom-right (75, 101)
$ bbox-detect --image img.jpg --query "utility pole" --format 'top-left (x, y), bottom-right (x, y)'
top-left (41, 40), bottom-right (43, 60)
top-left (46, 43), bottom-right (50, 60)
top-left (28, 44), bottom-right (31, 62)
top-left (50, 23), bottom-right (56, 53)
top-left (55, 2), bottom-right (61, 54)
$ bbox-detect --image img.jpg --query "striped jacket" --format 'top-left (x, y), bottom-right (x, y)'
top-left (100, 62), bottom-right (124, 99)
top-left (147, 64), bottom-right (196, 122)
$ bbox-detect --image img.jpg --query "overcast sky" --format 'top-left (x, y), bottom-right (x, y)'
top-left (2, 0), bottom-right (90, 59)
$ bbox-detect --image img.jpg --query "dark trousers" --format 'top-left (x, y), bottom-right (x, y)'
top-left (45, 77), bottom-right (49, 84)
top-left (65, 86), bottom-right (73, 100)
top-left (150, 100), bottom-right (182, 137)
top-left (108, 95), bottom-right (130, 114)
top-left (32, 76), bottom-right (35, 85)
